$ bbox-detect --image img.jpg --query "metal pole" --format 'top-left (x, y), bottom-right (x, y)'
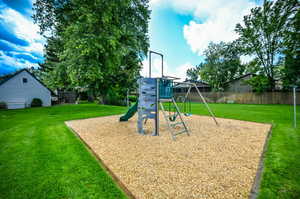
top-left (193, 84), bottom-right (219, 125)
top-left (149, 50), bottom-right (164, 78)
top-left (173, 81), bottom-right (218, 125)
top-left (149, 52), bottom-right (151, 77)
top-left (161, 54), bottom-right (164, 77)
top-left (156, 78), bottom-right (159, 135)
top-left (126, 89), bottom-right (129, 107)
top-left (293, 86), bottom-right (297, 128)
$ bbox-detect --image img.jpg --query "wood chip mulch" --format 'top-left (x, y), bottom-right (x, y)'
top-left (66, 113), bottom-right (271, 199)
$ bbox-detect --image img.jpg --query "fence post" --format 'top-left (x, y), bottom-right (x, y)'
top-left (126, 89), bottom-right (129, 107)
top-left (293, 86), bottom-right (297, 128)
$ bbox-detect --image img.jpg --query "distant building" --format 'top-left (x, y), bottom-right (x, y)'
top-left (0, 69), bottom-right (54, 109)
top-left (224, 73), bottom-right (253, 92)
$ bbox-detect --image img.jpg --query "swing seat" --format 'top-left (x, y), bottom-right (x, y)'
top-left (169, 115), bottom-right (176, 121)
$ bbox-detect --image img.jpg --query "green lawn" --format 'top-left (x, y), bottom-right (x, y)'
top-left (0, 104), bottom-right (127, 199)
top-left (0, 103), bottom-right (299, 198)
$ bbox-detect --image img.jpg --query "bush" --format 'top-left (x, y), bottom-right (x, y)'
top-left (128, 95), bottom-right (137, 102)
top-left (245, 75), bottom-right (272, 93)
top-left (31, 98), bottom-right (43, 107)
top-left (0, 101), bottom-right (7, 109)
top-left (103, 89), bottom-right (125, 106)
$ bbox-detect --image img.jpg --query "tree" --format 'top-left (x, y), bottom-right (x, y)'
top-left (37, 36), bottom-right (72, 90)
top-left (235, 0), bottom-right (299, 90)
top-left (199, 42), bottom-right (245, 91)
top-left (33, 0), bottom-right (150, 104)
top-left (186, 63), bottom-right (202, 81)
top-left (281, 7), bottom-right (300, 89)
top-left (33, 0), bottom-right (74, 90)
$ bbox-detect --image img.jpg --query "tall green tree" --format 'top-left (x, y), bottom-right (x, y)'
top-left (281, 7), bottom-right (300, 89)
top-left (186, 63), bottom-right (202, 81)
top-left (199, 42), bottom-right (245, 91)
top-left (37, 36), bottom-right (72, 90)
top-left (235, 0), bottom-right (299, 90)
top-left (33, 0), bottom-right (150, 104)
top-left (33, 0), bottom-right (75, 90)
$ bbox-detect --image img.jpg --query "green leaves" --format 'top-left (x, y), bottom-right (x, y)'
top-left (33, 0), bottom-right (150, 103)
top-left (199, 42), bottom-right (245, 91)
top-left (235, 0), bottom-right (299, 90)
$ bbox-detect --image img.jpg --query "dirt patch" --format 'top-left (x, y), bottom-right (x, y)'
top-left (66, 113), bottom-right (271, 199)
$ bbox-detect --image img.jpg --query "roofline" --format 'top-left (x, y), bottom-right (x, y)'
top-left (183, 79), bottom-right (210, 85)
top-left (0, 68), bottom-right (56, 95)
top-left (223, 73), bottom-right (253, 85)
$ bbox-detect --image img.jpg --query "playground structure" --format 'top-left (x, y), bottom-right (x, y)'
top-left (120, 51), bottom-right (218, 140)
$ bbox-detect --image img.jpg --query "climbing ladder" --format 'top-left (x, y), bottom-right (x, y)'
top-left (159, 98), bottom-right (189, 140)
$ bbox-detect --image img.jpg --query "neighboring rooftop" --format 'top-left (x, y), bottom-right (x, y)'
top-left (0, 68), bottom-right (55, 95)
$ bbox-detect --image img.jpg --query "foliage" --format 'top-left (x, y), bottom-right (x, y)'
top-left (102, 87), bottom-right (126, 106)
top-left (281, 51), bottom-right (300, 90)
top-left (31, 98), bottom-right (43, 107)
top-left (0, 101), bottom-right (7, 109)
top-left (33, 0), bottom-right (150, 102)
top-left (128, 95), bottom-right (137, 102)
top-left (235, 0), bottom-right (299, 90)
top-left (199, 41), bottom-right (245, 91)
top-left (245, 75), bottom-right (272, 93)
top-left (37, 37), bottom-right (72, 90)
top-left (186, 64), bottom-right (202, 81)
top-left (281, 8), bottom-right (300, 89)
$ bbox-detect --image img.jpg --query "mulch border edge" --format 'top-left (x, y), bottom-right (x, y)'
top-left (65, 122), bottom-right (137, 199)
top-left (249, 124), bottom-right (273, 199)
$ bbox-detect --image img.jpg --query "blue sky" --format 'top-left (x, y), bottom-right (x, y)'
top-left (0, 0), bottom-right (45, 75)
top-left (0, 0), bottom-right (261, 78)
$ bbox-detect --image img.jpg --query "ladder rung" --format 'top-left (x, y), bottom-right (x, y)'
top-left (174, 130), bottom-right (188, 136)
top-left (159, 99), bottom-right (172, 102)
top-left (170, 122), bottom-right (184, 126)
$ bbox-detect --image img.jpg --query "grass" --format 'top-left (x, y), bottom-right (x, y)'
top-left (0, 103), bottom-right (299, 198)
top-left (0, 104), bottom-right (127, 199)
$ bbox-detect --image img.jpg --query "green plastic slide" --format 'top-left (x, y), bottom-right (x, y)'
top-left (119, 102), bottom-right (138, 122)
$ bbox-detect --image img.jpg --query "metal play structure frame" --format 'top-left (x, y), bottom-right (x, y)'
top-left (135, 51), bottom-right (218, 140)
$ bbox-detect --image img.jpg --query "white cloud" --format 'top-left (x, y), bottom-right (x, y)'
top-left (141, 57), bottom-right (166, 78)
top-left (141, 58), bottom-right (193, 81)
top-left (0, 51), bottom-right (39, 69)
top-left (240, 55), bottom-right (255, 64)
top-left (170, 62), bottom-right (194, 81)
top-left (151, 0), bottom-right (257, 55)
top-left (0, 7), bottom-right (45, 56)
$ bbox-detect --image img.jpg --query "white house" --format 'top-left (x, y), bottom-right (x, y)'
top-left (0, 69), bottom-right (53, 109)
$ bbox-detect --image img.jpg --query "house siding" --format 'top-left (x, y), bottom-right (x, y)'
top-left (0, 70), bottom-right (51, 109)
top-left (226, 75), bottom-right (252, 92)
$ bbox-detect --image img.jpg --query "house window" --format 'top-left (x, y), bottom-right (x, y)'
top-left (23, 78), bottom-right (28, 83)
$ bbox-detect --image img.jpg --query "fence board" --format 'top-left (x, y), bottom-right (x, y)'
top-left (174, 92), bottom-right (300, 105)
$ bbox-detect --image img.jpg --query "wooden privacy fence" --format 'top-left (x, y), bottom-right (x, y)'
top-left (174, 92), bottom-right (300, 105)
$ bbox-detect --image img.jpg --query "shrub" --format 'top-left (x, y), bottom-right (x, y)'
top-left (31, 98), bottom-right (43, 107)
top-left (0, 101), bottom-right (7, 109)
top-left (128, 95), bottom-right (137, 102)
top-left (103, 89), bottom-right (125, 106)
top-left (244, 75), bottom-right (272, 93)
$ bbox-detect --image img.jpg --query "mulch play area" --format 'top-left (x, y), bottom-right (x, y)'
top-left (66, 113), bottom-right (271, 199)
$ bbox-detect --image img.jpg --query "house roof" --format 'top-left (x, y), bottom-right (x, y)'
top-left (0, 68), bottom-right (55, 95)
top-left (174, 80), bottom-right (211, 88)
top-left (223, 73), bottom-right (253, 85)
